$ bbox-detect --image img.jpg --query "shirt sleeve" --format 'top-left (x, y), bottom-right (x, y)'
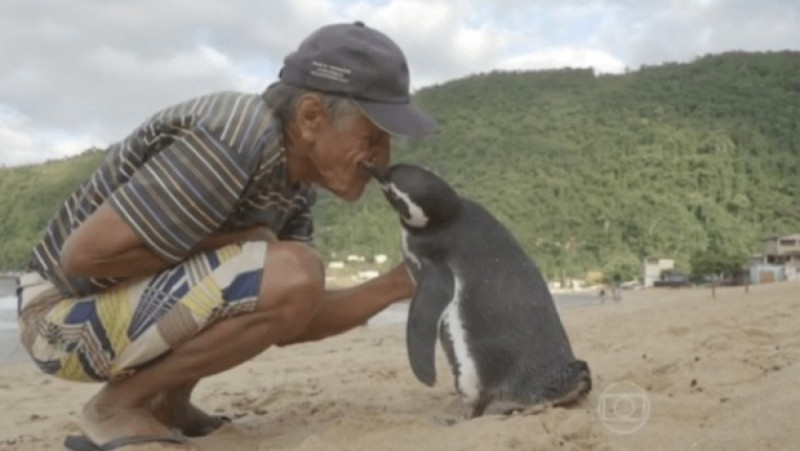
top-left (108, 126), bottom-right (251, 263)
top-left (278, 189), bottom-right (316, 243)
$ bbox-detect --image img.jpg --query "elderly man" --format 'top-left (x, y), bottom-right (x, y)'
top-left (17, 21), bottom-right (435, 449)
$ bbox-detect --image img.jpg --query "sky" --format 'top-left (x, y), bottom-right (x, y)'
top-left (1, 0), bottom-right (798, 167)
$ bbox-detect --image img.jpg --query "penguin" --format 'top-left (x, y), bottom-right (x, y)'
top-left (362, 162), bottom-right (591, 419)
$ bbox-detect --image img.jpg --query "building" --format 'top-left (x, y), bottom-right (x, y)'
top-left (749, 234), bottom-right (800, 283)
top-left (643, 257), bottom-right (675, 288)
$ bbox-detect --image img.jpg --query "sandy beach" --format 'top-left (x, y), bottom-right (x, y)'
top-left (1, 280), bottom-right (798, 451)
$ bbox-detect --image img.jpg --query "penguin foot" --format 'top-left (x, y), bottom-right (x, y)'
top-left (481, 400), bottom-right (552, 419)
top-left (552, 378), bottom-right (592, 408)
top-left (505, 402), bottom-right (552, 417)
top-left (432, 404), bottom-right (482, 426)
top-left (432, 414), bottom-right (460, 427)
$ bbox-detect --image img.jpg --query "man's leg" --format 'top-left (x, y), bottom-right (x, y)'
top-left (152, 256), bottom-right (415, 436)
top-left (79, 241), bottom-right (324, 445)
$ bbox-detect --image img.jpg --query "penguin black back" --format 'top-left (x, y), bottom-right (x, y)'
top-left (363, 161), bottom-right (591, 418)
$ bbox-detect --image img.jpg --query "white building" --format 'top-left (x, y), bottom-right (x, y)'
top-left (643, 257), bottom-right (675, 288)
top-left (750, 234), bottom-right (800, 283)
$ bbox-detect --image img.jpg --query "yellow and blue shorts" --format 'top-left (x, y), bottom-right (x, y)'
top-left (17, 242), bottom-right (266, 382)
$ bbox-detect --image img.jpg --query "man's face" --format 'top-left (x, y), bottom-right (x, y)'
top-left (309, 112), bottom-right (391, 201)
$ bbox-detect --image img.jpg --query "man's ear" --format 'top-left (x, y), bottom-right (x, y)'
top-left (295, 94), bottom-right (326, 142)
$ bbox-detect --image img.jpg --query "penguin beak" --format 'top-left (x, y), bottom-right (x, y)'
top-left (361, 161), bottom-right (388, 185)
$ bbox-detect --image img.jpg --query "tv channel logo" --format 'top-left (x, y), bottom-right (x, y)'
top-left (597, 381), bottom-right (650, 434)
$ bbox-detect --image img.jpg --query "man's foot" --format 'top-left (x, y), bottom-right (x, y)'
top-left (173, 405), bottom-right (230, 438)
top-left (78, 391), bottom-right (179, 447)
top-left (151, 395), bottom-right (231, 437)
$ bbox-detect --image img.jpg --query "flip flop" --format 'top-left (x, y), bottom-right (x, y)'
top-left (63, 429), bottom-right (187, 450)
top-left (182, 415), bottom-right (232, 438)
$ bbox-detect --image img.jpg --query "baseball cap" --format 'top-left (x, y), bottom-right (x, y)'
top-left (279, 21), bottom-right (437, 138)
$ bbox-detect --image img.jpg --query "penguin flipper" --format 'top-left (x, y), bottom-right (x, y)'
top-left (406, 259), bottom-right (454, 386)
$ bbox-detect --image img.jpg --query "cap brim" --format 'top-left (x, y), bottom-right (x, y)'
top-left (354, 99), bottom-right (437, 139)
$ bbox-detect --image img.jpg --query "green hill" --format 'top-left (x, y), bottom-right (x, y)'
top-left (3, 51), bottom-right (799, 280)
top-left (0, 149), bottom-right (105, 269)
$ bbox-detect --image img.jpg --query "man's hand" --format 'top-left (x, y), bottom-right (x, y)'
top-left (381, 262), bottom-right (416, 301)
top-left (281, 260), bottom-right (416, 345)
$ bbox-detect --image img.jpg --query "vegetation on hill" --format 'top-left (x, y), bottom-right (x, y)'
top-left (317, 51), bottom-right (800, 280)
top-left (2, 51), bottom-right (799, 281)
top-left (0, 150), bottom-right (105, 269)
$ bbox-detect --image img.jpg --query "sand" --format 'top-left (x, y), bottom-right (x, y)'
top-left (1, 280), bottom-right (798, 451)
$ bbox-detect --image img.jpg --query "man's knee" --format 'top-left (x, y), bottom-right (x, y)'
top-left (256, 241), bottom-right (324, 337)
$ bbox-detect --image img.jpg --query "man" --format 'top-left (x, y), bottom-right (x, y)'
top-left (17, 21), bottom-right (436, 449)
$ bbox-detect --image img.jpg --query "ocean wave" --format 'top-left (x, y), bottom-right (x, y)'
top-left (0, 296), bottom-right (18, 331)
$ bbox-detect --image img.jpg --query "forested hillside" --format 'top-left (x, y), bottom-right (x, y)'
top-left (316, 51), bottom-right (800, 279)
top-left (2, 51), bottom-right (799, 280)
top-left (0, 150), bottom-right (104, 269)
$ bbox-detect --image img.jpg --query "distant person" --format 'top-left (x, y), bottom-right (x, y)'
top-left (598, 287), bottom-right (607, 304)
top-left (16, 22), bottom-right (434, 449)
top-left (611, 274), bottom-right (623, 302)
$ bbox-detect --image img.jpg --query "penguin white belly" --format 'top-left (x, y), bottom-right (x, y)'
top-left (439, 275), bottom-right (481, 403)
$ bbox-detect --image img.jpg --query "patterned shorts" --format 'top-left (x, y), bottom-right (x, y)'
top-left (17, 242), bottom-right (267, 382)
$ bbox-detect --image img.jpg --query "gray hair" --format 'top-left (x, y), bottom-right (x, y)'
top-left (264, 81), bottom-right (361, 130)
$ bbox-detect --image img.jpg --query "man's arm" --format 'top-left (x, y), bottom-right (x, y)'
top-left (61, 201), bottom-right (273, 279)
top-left (282, 262), bottom-right (415, 345)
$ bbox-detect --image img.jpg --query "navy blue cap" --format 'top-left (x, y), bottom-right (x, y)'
top-left (280, 21), bottom-right (437, 138)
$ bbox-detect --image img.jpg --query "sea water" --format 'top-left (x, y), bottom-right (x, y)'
top-left (0, 295), bottom-right (17, 331)
top-left (0, 295), bottom-right (26, 363)
top-left (367, 292), bottom-right (600, 326)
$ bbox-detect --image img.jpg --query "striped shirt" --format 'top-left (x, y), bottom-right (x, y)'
top-left (29, 90), bottom-right (315, 297)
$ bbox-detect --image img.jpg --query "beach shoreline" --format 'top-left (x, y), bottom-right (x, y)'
top-left (1, 281), bottom-right (798, 450)
top-left (0, 292), bottom-right (602, 366)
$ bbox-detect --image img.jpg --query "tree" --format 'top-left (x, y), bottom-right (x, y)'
top-left (689, 246), bottom-right (748, 282)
